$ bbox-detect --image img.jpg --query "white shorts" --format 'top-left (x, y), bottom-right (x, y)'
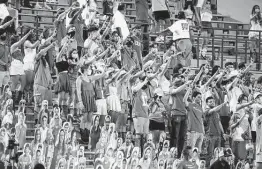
top-left (96, 99), bottom-right (107, 116)
top-left (23, 62), bottom-right (34, 71)
top-left (0, 71), bottom-right (9, 87)
top-left (133, 117), bottom-right (149, 134)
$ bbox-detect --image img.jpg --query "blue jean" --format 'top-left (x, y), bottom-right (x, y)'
top-left (207, 135), bottom-right (221, 165)
top-left (169, 115), bottom-right (187, 158)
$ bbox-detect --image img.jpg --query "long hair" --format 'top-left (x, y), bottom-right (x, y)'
top-left (55, 128), bottom-right (65, 146)
top-left (251, 5), bottom-right (261, 24)
top-left (17, 112), bottom-right (26, 127)
top-left (33, 128), bottom-right (41, 144)
top-left (1, 16), bottom-right (16, 34)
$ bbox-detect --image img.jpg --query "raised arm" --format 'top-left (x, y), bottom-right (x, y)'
top-left (202, 70), bottom-right (219, 88)
top-left (236, 101), bottom-right (254, 112)
top-left (11, 30), bottom-right (32, 53)
top-left (205, 101), bottom-right (227, 115)
top-left (132, 78), bottom-right (148, 93)
top-left (183, 87), bottom-right (192, 107)
top-left (36, 42), bottom-right (55, 61)
top-left (118, 66), bottom-right (135, 83)
top-left (0, 17), bottom-right (16, 30)
top-left (106, 49), bottom-right (120, 64)
top-left (227, 76), bottom-right (240, 91)
top-left (70, 6), bottom-right (85, 24)
top-left (170, 80), bottom-right (192, 95)
top-left (91, 70), bottom-right (106, 81)
top-left (24, 39), bottom-right (40, 49)
top-left (41, 30), bottom-right (56, 47)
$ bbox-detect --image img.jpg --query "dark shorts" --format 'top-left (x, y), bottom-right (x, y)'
top-left (153, 10), bottom-right (170, 21)
top-left (202, 21), bottom-right (213, 34)
top-left (149, 120), bottom-right (165, 131)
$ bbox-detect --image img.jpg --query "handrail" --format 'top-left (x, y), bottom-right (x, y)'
top-left (17, 12), bottom-right (262, 70)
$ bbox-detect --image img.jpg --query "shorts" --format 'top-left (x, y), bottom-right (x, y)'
top-left (54, 71), bottom-right (71, 94)
top-left (96, 99), bottom-right (107, 116)
top-left (149, 120), bottom-right (165, 131)
top-left (202, 21), bottom-right (213, 34)
top-left (153, 10), bottom-right (170, 21)
top-left (0, 71), bottom-right (9, 87)
top-left (133, 117), bottom-right (149, 134)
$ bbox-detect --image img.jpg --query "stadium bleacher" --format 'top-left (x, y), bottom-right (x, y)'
top-left (6, 0), bottom-right (262, 167)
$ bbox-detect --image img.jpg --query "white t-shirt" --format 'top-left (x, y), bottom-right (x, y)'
top-left (201, 11), bottom-right (213, 22)
top-left (112, 10), bottom-right (130, 40)
top-left (23, 41), bottom-right (37, 71)
top-left (10, 59), bottom-right (25, 75)
top-left (168, 20), bottom-right (190, 41)
top-left (0, 4), bottom-right (9, 20)
top-left (227, 86), bottom-right (243, 113)
top-left (251, 104), bottom-right (262, 131)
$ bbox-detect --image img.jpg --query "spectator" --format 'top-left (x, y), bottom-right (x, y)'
top-left (210, 149), bottom-right (230, 169)
top-left (184, 91), bottom-right (205, 153)
top-left (112, 4), bottom-right (130, 41)
top-left (15, 112), bottom-right (27, 149)
top-left (199, 0), bottom-right (213, 58)
top-left (160, 11), bottom-right (192, 66)
top-left (249, 5), bottom-right (262, 58)
top-left (150, 0), bottom-right (170, 32)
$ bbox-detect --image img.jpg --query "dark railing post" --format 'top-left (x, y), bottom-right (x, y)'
top-left (244, 40), bottom-right (247, 63)
top-left (259, 31), bottom-right (261, 70)
top-left (211, 36), bottom-right (215, 67)
top-left (197, 35), bottom-right (200, 68)
top-left (235, 29), bottom-right (238, 66)
top-left (36, 15), bottom-right (39, 39)
top-left (221, 37), bottom-right (224, 68)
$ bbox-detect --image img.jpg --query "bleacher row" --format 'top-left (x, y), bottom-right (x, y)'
top-left (6, 0), bottom-right (260, 167)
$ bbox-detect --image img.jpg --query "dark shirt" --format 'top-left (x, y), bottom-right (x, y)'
top-left (0, 43), bottom-right (8, 71)
top-left (135, 0), bottom-right (149, 23)
top-left (171, 89), bottom-right (187, 116)
top-left (131, 36), bottom-right (143, 69)
top-left (206, 108), bottom-right (222, 136)
top-left (187, 103), bottom-right (204, 133)
top-left (210, 159), bottom-right (230, 169)
top-left (103, 0), bottom-right (113, 16)
top-left (55, 61), bottom-right (69, 73)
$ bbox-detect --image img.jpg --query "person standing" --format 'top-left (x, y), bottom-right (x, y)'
top-left (205, 96), bottom-right (228, 166)
top-left (160, 11), bottom-right (192, 67)
top-left (169, 73), bottom-right (192, 158)
top-left (184, 90), bottom-right (205, 153)
top-left (151, 0), bottom-right (170, 32)
top-left (132, 76), bottom-right (150, 149)
top-left (112, 4), bottom-right (130, 41)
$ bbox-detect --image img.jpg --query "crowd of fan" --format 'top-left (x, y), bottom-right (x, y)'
top-left (0, 0), bottom-right (261, 169)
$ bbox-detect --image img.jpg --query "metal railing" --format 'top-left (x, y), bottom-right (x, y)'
top-left (16, 9), bottom-right (262, 70)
